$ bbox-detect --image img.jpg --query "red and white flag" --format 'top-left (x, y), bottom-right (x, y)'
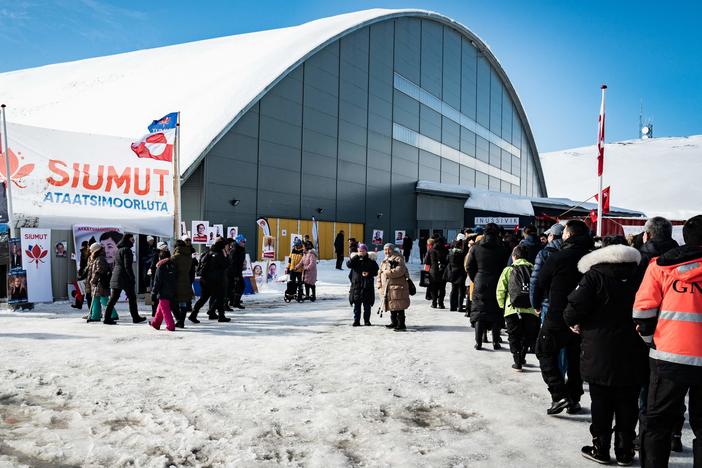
top-left (131, 129), bottom-right (175, 162)
top-left (595, 186), bottom-right (611, 214)
top-left (597, 85), bottom-right (607, 176)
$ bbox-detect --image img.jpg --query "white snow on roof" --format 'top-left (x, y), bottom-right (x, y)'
top-left (0, 8), bottom-right (490, 179)
top-left (464, 189), bottom-right (535, 216)
top-left (540, 136), bottom-right (702, 220)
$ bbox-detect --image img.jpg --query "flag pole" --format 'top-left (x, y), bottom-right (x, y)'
top-left (596, 85), bottom-right (607, 238)
top-left (0, 104), bottom-right (15, 238)
top-left (173, 112), bottom-right (182, 240)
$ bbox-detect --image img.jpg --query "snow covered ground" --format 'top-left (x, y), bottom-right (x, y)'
top-left (0, 260), bottom-right (695, 467)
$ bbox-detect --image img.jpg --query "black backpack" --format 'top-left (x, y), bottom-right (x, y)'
top-left (508, 264), bottom-right (533, 309)
top-left (196, 252), bottom-right (212, 278)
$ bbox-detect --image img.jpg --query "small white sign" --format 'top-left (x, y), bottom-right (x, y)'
top-left (474, 217), bottom-right (520, 226)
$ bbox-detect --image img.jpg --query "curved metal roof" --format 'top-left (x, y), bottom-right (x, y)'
top-left (0, 8), bottom-right (544, 192)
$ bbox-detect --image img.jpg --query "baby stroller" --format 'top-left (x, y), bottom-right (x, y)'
top-left (284, 280), bottom-right (305, 303)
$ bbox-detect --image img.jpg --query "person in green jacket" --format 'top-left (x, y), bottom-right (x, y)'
top-left (496, 245), bottom-right (541, 371)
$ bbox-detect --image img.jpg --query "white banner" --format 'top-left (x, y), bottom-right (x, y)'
top-left (4, 122), bottom-right (174, 236)
top-left (20, 228), bottom-right (52, 302)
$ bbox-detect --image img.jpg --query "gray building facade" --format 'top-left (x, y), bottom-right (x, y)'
top-left (182, 12), bottom-right (546, 246)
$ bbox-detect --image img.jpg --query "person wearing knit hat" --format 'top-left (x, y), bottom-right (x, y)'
top-left (87, 242), bottom-right (119, 323)
top-left (157, 241), bottom-right (168, 251)
top-left (378, 243), bottom-right (411, 331)
top-left (347, 243), bottom-right (379, 326)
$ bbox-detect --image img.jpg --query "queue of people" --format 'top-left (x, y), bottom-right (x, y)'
top-left (419, 216), bottom-right (701, 467)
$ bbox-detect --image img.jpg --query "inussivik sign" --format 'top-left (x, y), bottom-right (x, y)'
top-left (3, 122), bottom-right (175, 236)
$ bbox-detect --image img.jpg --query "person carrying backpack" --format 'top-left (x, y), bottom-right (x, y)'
top-left (496, 245), bottom-right (540, 371)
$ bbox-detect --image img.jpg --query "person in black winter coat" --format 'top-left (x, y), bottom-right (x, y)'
top-left (510, 225), bottom-right (543, 265)
top-left (419, 235), bottom-right (428, 264)
top-left (466, 224), bottom-right (509, 350)
top-left (334, 230), bottom-right (345, 270)
top-left (347, 244), bottom-right (379, 326)
top-left (533, 220), bottom-right (593, 415)
top-left (191, 239), bottom-right (231, 322)
top-left (564, 244), bottom-right (647, 465)
top-left (424, 238), bottom-right (448, 309)
top-left (227, 235), bottom-right (247, 310)
top-left (150, 250), bottom-right (178, 332)
top-left (103, 233), bottom-right (145, 325)
top-left (530, 223), bottom-right (564, 322)
top-left (446, 240), bottom-right (467, 312)
top-left (402, 235), bottom-right (413, 263)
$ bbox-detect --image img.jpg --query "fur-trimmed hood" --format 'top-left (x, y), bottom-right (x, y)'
top-left (349, 251), bottom-right (377, 261)
top-left (578, 244), bottom-right (641, 273)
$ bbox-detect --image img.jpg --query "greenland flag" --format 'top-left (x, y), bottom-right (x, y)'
top-left (131, 128), bottom-right (175, 162)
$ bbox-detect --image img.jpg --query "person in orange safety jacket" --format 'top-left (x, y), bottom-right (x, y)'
top-left (633, 214), bottom-right (702, 468)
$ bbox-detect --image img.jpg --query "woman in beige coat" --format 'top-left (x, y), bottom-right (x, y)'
top-left (378, 243), bottom-right (411, 331)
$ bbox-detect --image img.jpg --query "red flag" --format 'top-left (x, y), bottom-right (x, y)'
top-left (131, 129), bottom-right (174, 162)
top-left (597, 85), bottom-right (607, 176)
top-left (513, 224), bottom-right (520, 234)
top-left (589, 209), bottom-right (598, 224)
top-left (595, 186), bottom-right (611, 214)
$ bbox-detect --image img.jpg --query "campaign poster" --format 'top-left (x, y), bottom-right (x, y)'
top-left (372, 229), bottom-right (384, 246)
top-left (72, 225), bottom-right (124, 268)
top-left (4, 122), bottom-right (174, 236)
top-left (67, 283), bottom-right (78, 306)
top-left (7, 271), bottom-right (28, 304)
top-left (243, 254), bottom-right (253, 278)
top-left (262, 236), bottom-right (275, 259)
top-left (206, 227), bottom-right (216, 246)
top-left (252, 262), bottom-right (266, 289)
top-left (227, 226), bottom-right (239, 240)
top-left (55, 240), bottom-right (67, 258)
top-left (213, 224), bottom-right (223, 239)
top-left (20, 228), bottom-right (52, 302)
top-left (266, 261), bottom-right (280, 283)
top-left (9, 238), bottom-right (23, 271)
top-left (192, 221), bottom-right (209, 244)
top-left (290, 233), bottom-right (302, 252)
top-left (395, 230), bottom-right (406, 243)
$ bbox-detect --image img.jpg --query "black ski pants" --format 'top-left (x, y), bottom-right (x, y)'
top-left (535, 327), bottom-right (584, 403)
top-left (449, 280), bottom-right (466, 311)
top-left (104, 285), bottom-right (140, 322)
top-left (505, 313), bottom-right (540, 364)
top-left (430, 280), bottom-right (446, 306)
top-left (589, 383), bottom-right (639, 450)
top-left (193, 280), bottom-right (224, 318)
top-left (335, 253), bottom-right (344, 270)
top-left (641, 360), bottom-right (701, 468)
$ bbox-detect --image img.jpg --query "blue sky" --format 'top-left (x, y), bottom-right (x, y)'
top-left (1, 0), bottom-right (700, 152)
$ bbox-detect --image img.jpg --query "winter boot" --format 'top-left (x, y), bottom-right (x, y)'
top-left (547, 398), bottom-right (570, 415)
top-left (438, 301), bottom-right (446, 309)
top-left (614, 430), bottom-right (635, 466)
top-left (671, 435), bottom-right (683, 453)
top-left (512, 354), bottom-right (523, 371)
top-left (567, 401), bottom-right (583, 414)
top-left (352, 321), bottom-right (361, 327)
top-left (386, 311), bottom-right (398, 329)
top-left (394, 311), bottom-right (407, 331)
top-left (310, 285), bottom-right (316, 302)
top-left (581, 437), bottom-right (611, 464)
top-left (218, 310), bottom-right (231, 323)
top-left (188, 313), bottom-right (200, 324)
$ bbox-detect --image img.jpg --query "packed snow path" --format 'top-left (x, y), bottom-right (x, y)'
top-left (0, 270), bottom-right (695, 467)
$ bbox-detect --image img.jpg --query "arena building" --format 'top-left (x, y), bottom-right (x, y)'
top-left (0, 9), bottom-right (548, 262)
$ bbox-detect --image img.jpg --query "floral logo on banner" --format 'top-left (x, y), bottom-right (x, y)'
top-left (25, 244), bottom-right (48, 269)
top-left (0, 147), bottom-right (35, 188)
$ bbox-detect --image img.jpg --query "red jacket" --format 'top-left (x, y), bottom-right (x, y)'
top-left (634, 245), bottom-right (702, 382)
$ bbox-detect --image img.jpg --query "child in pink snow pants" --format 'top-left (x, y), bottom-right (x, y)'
top-left (150, 250), bottom-right (177, 332)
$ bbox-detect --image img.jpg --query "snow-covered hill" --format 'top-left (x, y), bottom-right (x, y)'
top-left (540, 136), bottom-right (702, 220)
